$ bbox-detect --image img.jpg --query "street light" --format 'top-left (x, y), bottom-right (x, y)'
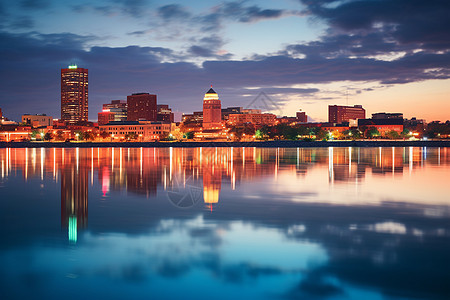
top-left (75, 133), bottom-right (79, 141)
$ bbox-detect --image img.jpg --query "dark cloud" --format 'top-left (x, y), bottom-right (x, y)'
top-left (259, 88), bottom-right (319, 94)
top-left (72, 0), bottom-right (150, 17)
top-left (286, 275), bottom-right (344, 299)
top-left (156, 259), bottom-right (190, 278)
top-left (9, 16), bottom-right (34, 29)
top-left (217, 1), bottom-right (285, 23)
top-left (0, 23), bottom-right (449, 121)
top-left (189, 45), bottom-right (217, 57)
top-left (177, 1), bottom-right (295, 32)
top-left (20, 0), bottom-right (50, 10)
top-left (300, 0), bottom-right (450, 51)
top-left (110, 0), bottom-right (149, 16)
top-left (157, 4), bottom-right (191, 20)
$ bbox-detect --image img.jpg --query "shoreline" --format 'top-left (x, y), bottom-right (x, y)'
top-left (1, 140), bottom-right (450, 148)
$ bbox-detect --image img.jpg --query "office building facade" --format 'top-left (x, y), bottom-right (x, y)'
top-left (203, 87), bottom-right (222, 129)
top-left (61, 65), bottom-right (88, 124)
top-left (328, 105), bottom-right (365, 123)
top-left (127, 93), bottom-right (157, 121)
top-left (22, 114), bottom-right (53, 127)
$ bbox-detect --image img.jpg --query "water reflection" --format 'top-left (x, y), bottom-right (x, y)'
top-left (0, 147), bottom-right (449, 300)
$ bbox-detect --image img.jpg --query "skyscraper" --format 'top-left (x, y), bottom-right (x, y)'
top-left (202, 86), bottom-right (222, 129)
top-left (127, 93), bottom-right (157, 121)
top-left (61, 65), bottom-right (88, 124)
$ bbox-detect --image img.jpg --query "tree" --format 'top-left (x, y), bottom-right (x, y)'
top-left (55, 130), bottom-right (65, 141)
top-left (125, 132), bottom-right (137, 141)
top-left (310, 127), bottom-right (327, 140)
top-left (425, 121), bottom-right (450, 139)
top-left (401, 128), bottom-right (411, 139)
top-left (44, 132), bottom-right (53, 141)
top-left (365, 127), bottom-right (380, 139)
top-left (74, 130), bottom-right (84, 141)
top-left (228, 123), bottom-right (255, 141)
top-left (255, 129), bottom-right (264, 140)
top-left (83, 131), bottom-right (94, 141)
top-left (386, 130), bottom-right (400, 140)
top-left (31, 130), bottom-right (41, 139)
top-left (184, 131), bottom-right (195, 139)
top-left (100, 131), bottom-right (110, 139)
top-left (259, 125), bottom-right (273, 139)
top-left (281, 125), bottom-right (298, 140)
top-left (343, 128), bottom-right (362, 140)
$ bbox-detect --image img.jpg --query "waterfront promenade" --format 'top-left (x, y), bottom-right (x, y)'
top-left (1, 140), bottom-right (450, 148)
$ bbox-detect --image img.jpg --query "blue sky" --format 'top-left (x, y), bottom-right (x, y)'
top-left (0, 0), bottom-right (449, 122)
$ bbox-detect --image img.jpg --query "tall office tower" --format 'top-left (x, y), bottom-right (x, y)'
top-left (61, 65), bottom-right (88, 124)
top-left (202, 86), bottom-right (222, 129)
top-left (127, 93), bottom-right (157, 121)
top-left (328, 105), bottom-right (365, 123)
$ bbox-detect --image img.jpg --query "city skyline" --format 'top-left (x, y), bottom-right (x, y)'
top-left (0, 1), bottom-right (449, 122)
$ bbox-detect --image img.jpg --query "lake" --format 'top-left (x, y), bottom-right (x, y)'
top-left (0, 147), bottom-right (449, 299)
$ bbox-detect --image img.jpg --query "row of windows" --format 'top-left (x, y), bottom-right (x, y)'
top-left (104, 131), bottom-right (164, 135)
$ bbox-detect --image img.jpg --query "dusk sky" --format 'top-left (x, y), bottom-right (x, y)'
top-left (0, 0), bottom-right (449, 122)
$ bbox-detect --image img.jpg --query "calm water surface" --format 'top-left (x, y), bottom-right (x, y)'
top-left (0, 147), bottom-right (449, 300)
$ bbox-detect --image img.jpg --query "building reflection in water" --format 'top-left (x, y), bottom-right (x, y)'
top-left (60, 148), bottom-right (88, 243)
top-left (0, 146), bottom-right (449, 216)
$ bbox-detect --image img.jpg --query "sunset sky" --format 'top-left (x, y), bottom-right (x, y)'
top-left (0, 0), bottom-right (449, 122)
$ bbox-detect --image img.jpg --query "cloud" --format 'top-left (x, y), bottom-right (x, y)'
top-left (0, 24), bottom-right (449, 121)
top-left (9, 16), bottom-right (34, 29)
top-left (157, 4), bottom-right (191, 20)
top-left (300, 0), bottom-right (450, 51)
top-left (286, 275), bottom-right (344, 299)
top-left (188, 45), bottom-right (217, 58)
top-left (20, 0), bottom-right (51, 10)
top-left (215, 1), bottom-right (286, 23)
top-left (110, 0), bottom-right (149, 16)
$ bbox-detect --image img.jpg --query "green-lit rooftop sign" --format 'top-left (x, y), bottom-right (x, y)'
top-left (68, 64), bottom-right (78, 69)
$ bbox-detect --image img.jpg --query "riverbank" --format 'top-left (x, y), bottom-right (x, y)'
top-left (1, 140), bottom-right (450, 148)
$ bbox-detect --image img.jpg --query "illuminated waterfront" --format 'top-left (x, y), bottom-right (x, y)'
top-left (0, 147), bottom-right (449, 299)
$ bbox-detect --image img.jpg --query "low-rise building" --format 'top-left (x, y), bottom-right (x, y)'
top-left (22, 114), bottom-right (53, 127)
top-left (99, 121), bottom-right (171, 141)
top-left (358, 118), bottom-right (403, 136)
top-left (229, 113), bottom-right (277, 126)
top-left (0, 130), bottom-right (31, 142)
top-left (372, 112), bottom-right (403, 119)
top-left (157, 104), bottom-right (174, 123)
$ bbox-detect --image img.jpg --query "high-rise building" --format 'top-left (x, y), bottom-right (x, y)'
top-left (328, 105), bottom-right (365, 123)
top-left (127, 93), bottom-right (157, 121)
top-left (61, 65), bottom-right (88, 124)
top-left (202, 87), bottom-right (222, 129)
